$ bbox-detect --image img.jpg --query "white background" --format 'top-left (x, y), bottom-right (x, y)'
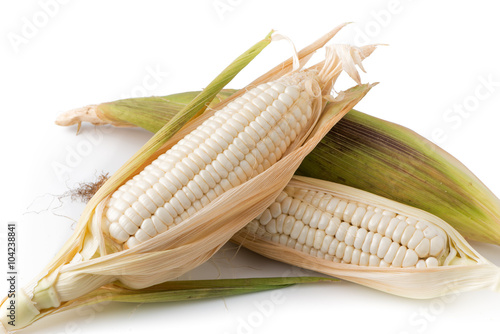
top-left (2, 1), bottom-right (500, 333)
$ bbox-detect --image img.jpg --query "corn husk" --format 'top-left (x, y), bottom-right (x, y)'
top-left (20, 276), bottom-right (335, 329)
top-left (55, 90), bottom-right (500, 299)
top-left (1, 25), bottom-right (376, 331)
top-left (234, 176), bottom-right (500, 299)
top-left (58, 94), bottom-right (500, 246)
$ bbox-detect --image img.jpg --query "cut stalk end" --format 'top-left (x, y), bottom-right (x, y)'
top-left (55, 105), bottom-right (107, 127)
top-left (0, 289), bottom-right (40, 331)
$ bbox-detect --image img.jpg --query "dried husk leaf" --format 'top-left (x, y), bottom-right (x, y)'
top-left (232, 176), bottom-right (500, 299)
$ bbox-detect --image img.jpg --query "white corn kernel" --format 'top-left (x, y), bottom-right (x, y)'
top-left (243, 185), bottom-right (450, 269)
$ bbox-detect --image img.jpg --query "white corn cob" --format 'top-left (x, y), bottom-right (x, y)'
top-left (231, 177), bottom-right (500, 299)
top-left (243, 185), bottom-right (448, 268)
top-left (105, 79), bottom-right (317, 248)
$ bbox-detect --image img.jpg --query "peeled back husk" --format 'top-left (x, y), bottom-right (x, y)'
top-left (1, 25), bottom-right (376, 332)
top-left (57, 95), bottom-right (500, 246)
top-left (233, 176), bottom-right (500, 299)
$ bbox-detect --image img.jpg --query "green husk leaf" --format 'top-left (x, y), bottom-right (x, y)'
top-left (297, 111), bottom-right (500, 244)
top-left (69, 92), bottom-right (500, 245)
top-left (27, 277), bottom-right (336, 324)
top-left (103, 276), bottom-right (336, 303)
top-left (99, 91), bottom-right (236, 132)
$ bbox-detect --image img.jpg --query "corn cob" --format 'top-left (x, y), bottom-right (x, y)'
top-left (105, 79), bottom-right (320, 249)
top-left (246, 186), bottom-right (447, 268)
top-left (1, 26), bottom-right (376, 331)
top-left (97, 38), bottom-right (376, 254)
top-left (233, 176), bottom-right (500, 299)
top-left (102, 37), bottom-right (379, 250)
top-left (58, 92), bottom-right (500, 245)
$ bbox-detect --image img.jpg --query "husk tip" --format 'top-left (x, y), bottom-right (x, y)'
top-left (54, 105), bottom-right (103, 127)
